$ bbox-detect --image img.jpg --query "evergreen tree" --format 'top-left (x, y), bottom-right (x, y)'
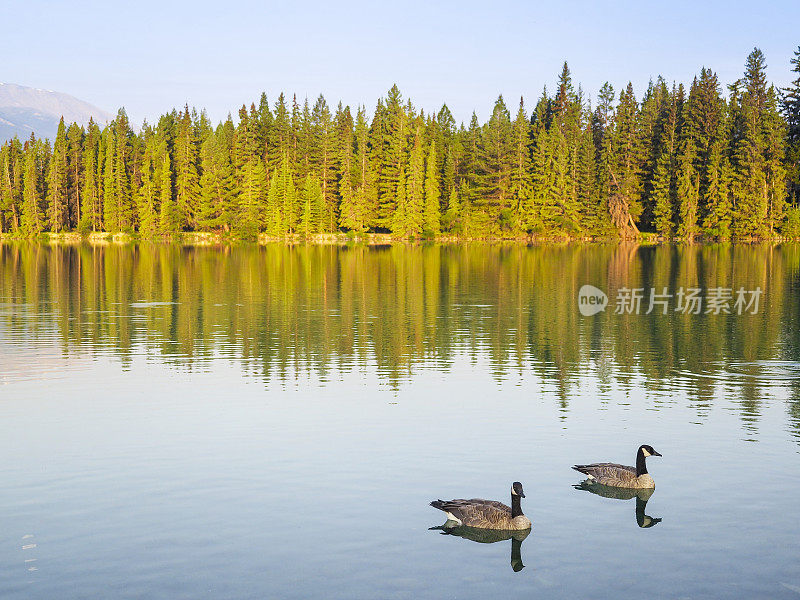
top-left (238, 154), bottom-right (266, 239)
top-left (197, 130), bottom-right (236, 231)
top-left (66, 122), bottom-right (83, 227)
top-left (136, 129), bottom-right (159, 236)
top-left (375, 86), bottom-right (408, 231)
top-left (80, 119), bottom-right (101, 231)
top-left (352, 106), bottom-right (375, 232)
top-left (46, 118), bottom-right (69, 232)
top-left (174, 106), bottom-right (201, 229)
top-left (783, 46), bottom-right (800, 205)
top-left (730, 49), bottom-right (770, 237)
top-left (335, 104), bottom-right (359, 232)
top-left (675, 136), bottom-right (700, 239)
top-left (159, 149), bottom-right (178, 234)
top-left (21, 142), bottom-right (44, 235)
top-left (311, 95), bottom-right (335, 231)
top-left (423, 139), bottom-right (441, 234)
top-left (402, 120), bottom-right (425, 236)
top-left (476, 95), bottom-right (514, 232)
top-left (510, 98), bottom-right (533, 232)
top-left (609, 83), bottom-right (644, 233)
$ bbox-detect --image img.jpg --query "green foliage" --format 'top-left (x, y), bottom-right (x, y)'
top-left (783, 205), bottom-right (800, 238)
top-left (2, 49), bottom-right (799, 241)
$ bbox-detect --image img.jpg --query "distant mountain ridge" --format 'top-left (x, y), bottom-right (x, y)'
top-left (0, 83), bottom-right (114, 142)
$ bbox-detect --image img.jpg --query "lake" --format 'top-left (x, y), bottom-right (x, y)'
top-left (1, 242), bottom-right (799, 599)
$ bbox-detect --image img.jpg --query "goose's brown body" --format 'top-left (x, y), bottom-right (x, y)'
top-left (430, 498), bottom-right (532, 530)
top-left (430, 483), bottom-right (531, 531)
top-left (572, 463), bottom-right (655, 489)
top-left (572, 445), bottom-right (661, 489)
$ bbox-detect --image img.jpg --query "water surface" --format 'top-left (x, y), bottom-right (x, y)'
top-left (1, 242), bottom-right (799, 599)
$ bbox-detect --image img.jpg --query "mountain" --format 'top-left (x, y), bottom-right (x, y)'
top-left (0, 83), bottom-right (115, 142)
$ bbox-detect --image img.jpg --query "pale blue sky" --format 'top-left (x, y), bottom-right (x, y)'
top-left (4, 0), bottom-right (799, 126)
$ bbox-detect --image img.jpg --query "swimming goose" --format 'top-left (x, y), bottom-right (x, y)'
top-left (572, 444), bottom-right (662, 489)
top-left (430, 482), bottom-right (532, 530)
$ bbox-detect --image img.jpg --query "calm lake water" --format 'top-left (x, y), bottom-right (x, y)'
top-left (1, 242), bottom-right (800, 599)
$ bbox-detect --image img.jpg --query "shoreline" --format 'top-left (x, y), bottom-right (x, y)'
top-left (1, 231), bottom-right (798, 245)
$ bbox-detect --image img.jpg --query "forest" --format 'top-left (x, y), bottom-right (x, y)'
top-left (2, 47), bottom-right (800, 241)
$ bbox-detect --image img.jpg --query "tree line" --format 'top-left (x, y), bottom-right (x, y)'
top-left (2, 47), bottom-right (800, 240)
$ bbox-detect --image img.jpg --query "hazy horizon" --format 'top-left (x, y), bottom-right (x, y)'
top-left (6, 0), bottom-right (800, 127)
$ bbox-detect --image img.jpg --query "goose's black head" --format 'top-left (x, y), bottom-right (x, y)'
top-left (639, 444), bottom-right (662, 458)
top-left (511, 481), bottom-right (525, 498)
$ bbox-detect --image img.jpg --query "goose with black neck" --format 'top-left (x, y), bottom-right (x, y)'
top-left (572, 444), bottom-right (662, 489)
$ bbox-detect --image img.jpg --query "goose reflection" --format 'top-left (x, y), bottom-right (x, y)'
top-left (429, 525), bottom-right (530, 572)
top-left (573, 482), bottom-right (662, 528)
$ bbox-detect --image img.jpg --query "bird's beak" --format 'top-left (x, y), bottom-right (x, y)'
top-left (652, 450), bottom-right (662, 457)
top-left (519, 491), bottom-right (525, 498)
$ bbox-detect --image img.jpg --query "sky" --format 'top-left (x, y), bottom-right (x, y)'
top-left (4, 0), bottom-right (800, 126)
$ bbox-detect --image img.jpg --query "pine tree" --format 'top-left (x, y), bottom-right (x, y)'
top-left (311, 95), bottom-right (335, 231)
top-left (79, 119), bottom-right (101, 232)
top-left (66, 122), bottom-right (83, 228)
top-left (730, 49), bottom-right (770, 237)
top-left (46, 118), bottom-right (69, 232)
top-left (269, 93), bottom-right (292, 181)
top-left (403, 120), bottom-right (425, 236)
top-left (197, 130), bottom-right (236, 231)
top-left (335, 103), bottom-right (359, 232)
top-left (21, 142), bottom-right (44, 235)
top-left (701, 134), bottom-right (733, 238)
top-left (783, 46), bottom-right (800, 205)
top-left (510, 98), bottom-right (533, 233)
top-left (423, 139), bottom-right (441, 234)
top-left (102, 127), bottom-right (117, 231)
top-left (174, 106), bottom-right (201, 229)
top-left (238, 154), bottom-right (266, 239)
top-left (476, 95), bottom-right (514, 232)
top-left (102, 109), bottom-right (133, 232)
top-left (675, 136), bottom-right (700, 239)
top-left (136, 130), bottom-right (159, 236)
top-left (609, 83), bottom-right (644, 233)
top-left (0, 143), bottom-right (19, 233)
top-left (159, 149), bottom-right (178, 234)
top-left (593, 81), bottom-right (616, 205)
top-left (376, 86), bottom-right (408, 231)
top-left (352, 106), bottom-right (375, 231)
top-left (299, 174), bottom-right (325, 235)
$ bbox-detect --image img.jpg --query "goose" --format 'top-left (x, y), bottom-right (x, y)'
top-left (430, 482), bottom-right (532, 530)
top-left (572, 444), bottom-right (662, 489)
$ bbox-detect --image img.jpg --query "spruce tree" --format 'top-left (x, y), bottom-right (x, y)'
top-left (46, 118), bottom-right (69, 232)
top-left (403, 121), bottom-right (425, 236)
top-left (335, 104), bottom-right (359, 232)
top-left (510, 98), bottom-right (533, 233)
top-left (66, 122), bottom-right (83, 227)
top-left (197, 131), bottom-right (236, 231)
top-left (238, 154), bottom-right (266, 239)
top-left (158, 149), bottom-right (178, 234)
top-left (783, 46), bottom-right (800, 205)
top-left (423, 139), bottom-right (441, 234)
top-left (352, 106), bottom-right (375, 232)
top-left (21, 143), bottom-right (44, 235)
top-left (174, 106), bottom-right (201, 230)
top-left (136, 131), bottom-right (159, 236)
top-left (311, 95), bottom-right (335, 231)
